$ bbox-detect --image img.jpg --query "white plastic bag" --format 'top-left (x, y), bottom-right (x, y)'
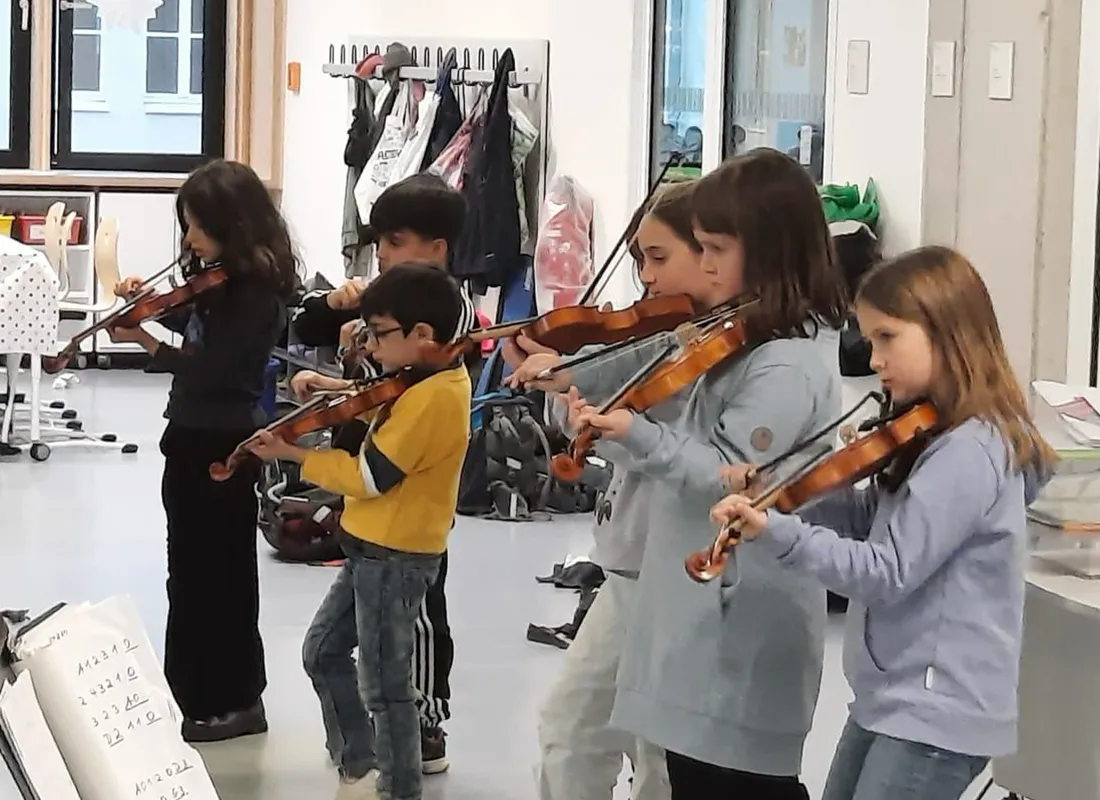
top-left (354, 81), bottom-right (415, 225)
top-left (10, 597), bottom-right (220, 800)
top-left (533, 175), bottom-right (595, 310)
top-left (389, 90), bottom-right (441, 184)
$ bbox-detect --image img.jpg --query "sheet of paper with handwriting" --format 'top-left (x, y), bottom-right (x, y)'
top-left (10, 597), bottom-right (219, 800)
top-left (0, 671), bottom-right (80, 799)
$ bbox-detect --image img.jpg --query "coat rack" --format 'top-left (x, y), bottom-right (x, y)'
top-left (321, 36), bottom-right (552, 252)
top-left (322, 44), bottom-right (543, 89)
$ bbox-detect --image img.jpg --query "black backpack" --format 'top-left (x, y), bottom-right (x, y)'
top-left (457, 350), bottom-right (612, 521)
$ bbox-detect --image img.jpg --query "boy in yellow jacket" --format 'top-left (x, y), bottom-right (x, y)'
top-left (248, 263), bottom-right (472, 800)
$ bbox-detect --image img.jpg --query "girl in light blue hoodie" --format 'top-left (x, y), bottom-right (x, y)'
top-left (712, 246), bottom-right (1058, 800)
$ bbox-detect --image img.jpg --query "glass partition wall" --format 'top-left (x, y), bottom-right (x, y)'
top-left (649, 0), bottom-right (829, 186)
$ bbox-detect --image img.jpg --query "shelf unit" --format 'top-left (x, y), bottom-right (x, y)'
top-left (0, 186), bottom-right (183, 366)
top-left (0, 190), bottom-right (97, 358)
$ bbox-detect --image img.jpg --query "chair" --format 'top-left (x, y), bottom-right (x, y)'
top-left (0, 205), bottom-right (81, 439)
top-left (0, 218), bottom-right (137, 460)
top-left (57, 216), bottom-right (123, 369)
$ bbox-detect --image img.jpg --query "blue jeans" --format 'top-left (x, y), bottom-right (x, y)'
top-left (302, 535), bottom-right (441, 800)
top-left (822, 718), bottom-right (989, 800)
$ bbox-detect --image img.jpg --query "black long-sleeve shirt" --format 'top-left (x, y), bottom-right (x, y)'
top-left (291, 290), bottom-right (359, 347)
top-left (148, 277), bottom-right (286, 430)
top-left (291, 284), bottom-right (479, 351)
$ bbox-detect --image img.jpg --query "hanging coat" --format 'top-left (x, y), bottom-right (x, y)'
top-left (452, 49), bottom-right (522, 293)
top-left (420, 48), bottom-right (464, 171)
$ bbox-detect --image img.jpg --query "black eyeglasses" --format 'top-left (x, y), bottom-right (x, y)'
top-left (365, 325), bottom-right (402, 344)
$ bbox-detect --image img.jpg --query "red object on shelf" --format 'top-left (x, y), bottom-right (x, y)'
top-left (12, 214), bottom-right (84, 246)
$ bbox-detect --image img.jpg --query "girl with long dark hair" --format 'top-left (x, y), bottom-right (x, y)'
top-left (111, 159), bottom-right (299, 742)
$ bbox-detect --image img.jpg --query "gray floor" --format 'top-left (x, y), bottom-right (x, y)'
top-left (0, 370), bottom-right (998, 799)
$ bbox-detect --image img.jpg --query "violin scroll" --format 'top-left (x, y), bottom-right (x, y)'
top-left (684, 531), bottom-right (734, 583)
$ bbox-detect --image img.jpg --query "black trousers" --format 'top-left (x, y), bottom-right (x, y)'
top-left (412, 548), bottom-right (453, 728)
top-left (666, 752), bottom-right (811, 800)
top-left (160, 423), bottom-right (267, 720)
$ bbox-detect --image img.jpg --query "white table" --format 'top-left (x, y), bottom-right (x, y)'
top-left (0, 235), bottom-right (60, 449)
top-left (992, 554), bottom-right (1100, 799)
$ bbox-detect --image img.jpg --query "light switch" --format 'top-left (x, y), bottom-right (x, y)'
top-left (930, 41), bottom-right (956, 97)
top-left (846, 40), bottom-right (870, 95)
top-left (988, 41), bottom-right (1015, 100)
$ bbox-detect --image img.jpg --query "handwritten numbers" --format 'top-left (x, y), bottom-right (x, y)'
top-left (134, 760), bottom-right (194, 795)
top-left (102, 727), bottom-right (124, 748)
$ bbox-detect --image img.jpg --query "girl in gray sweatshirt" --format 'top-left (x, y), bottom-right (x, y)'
top-left (712, 245), bottom-right (1058, 800)
top-left (570, 149), bottom-right (850, 799)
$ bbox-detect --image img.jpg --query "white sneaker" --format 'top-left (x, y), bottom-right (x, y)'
top-left (334, 769), bottom-right (381, 800)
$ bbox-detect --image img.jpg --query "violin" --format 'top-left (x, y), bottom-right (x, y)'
top-left (210, 343), bottom-right (465, 481)
top-left (209, 372), bottom-right (413, 481)
top-left (551, 313), bottom-right (750, 482)
top-left (339, 293), bottom-right (699, 370)
top-left (42, 259), bottom-right (226, 374)
top-left (684, 400), bottom-right (941, 582)
top-left (500, 294), bottom-right (696, 355)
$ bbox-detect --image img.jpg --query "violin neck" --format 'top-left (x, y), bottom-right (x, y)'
top-left (475, 320), bottom-right (528, 341)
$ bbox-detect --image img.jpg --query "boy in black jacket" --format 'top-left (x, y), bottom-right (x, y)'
top-left (290, 173), bottom-right (476, 775)
top-left (292, 173), bottom-right (477, 364)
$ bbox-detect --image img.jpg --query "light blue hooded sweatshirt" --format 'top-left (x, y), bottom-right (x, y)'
top-left (753, 418), bottom-right (1051, 757)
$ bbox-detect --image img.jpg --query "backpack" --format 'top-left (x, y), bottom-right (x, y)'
top-left (255, 408), bottom-right (344, 563)
top-left (457, 348), bottom-right (613, 521)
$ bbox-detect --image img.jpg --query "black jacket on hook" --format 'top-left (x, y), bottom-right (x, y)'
top-left (452, 48), bottom-right (522, 294)
top-left (421, 48), bottom-right (464, 171)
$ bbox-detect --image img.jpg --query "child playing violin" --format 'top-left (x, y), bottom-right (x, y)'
top-left (289, 172), bottom-right (475, 774)
top-left (292, 172), bottom-right (478, 385)
top-left (711, 246), bottom-right (1057, 800)
top-left (109, 159), bottom-right (299, 742)
top-left (509, 149), bottom-right (849, 799)
top-left (516, 184), bottom-right (694, 800)
top-left (246, 263), bottom-right (471, 800)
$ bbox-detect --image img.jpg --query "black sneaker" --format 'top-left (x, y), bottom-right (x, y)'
top-left (182, 699), bottom-right (268, 744)
top-left (421, 726), bottom-right (449, 774)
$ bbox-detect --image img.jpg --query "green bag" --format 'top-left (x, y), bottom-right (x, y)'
top-left (820, 179), bottom-right (879, 229)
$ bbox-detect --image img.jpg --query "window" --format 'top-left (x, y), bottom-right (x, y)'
top-left (71, 5), bottom-right (103, 104)
top-left (0, 0), bottom-right (31, 166)
top-left (649, 0), bottom-right (708, 183)
top-left (145, 0), bottom-right (204, 109)
top-left (723, 0), bottom-right (829, 183)
top-left (53, 0), bottom-right (227, 171)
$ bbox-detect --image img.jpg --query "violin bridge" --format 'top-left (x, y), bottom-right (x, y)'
top-left (673, 321), bottom-right (701, 346)
top-left (839, 424), bottom-right (858, 445)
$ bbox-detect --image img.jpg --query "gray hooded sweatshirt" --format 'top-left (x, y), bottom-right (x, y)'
top-left (573, 326), bottom-right (843, 777)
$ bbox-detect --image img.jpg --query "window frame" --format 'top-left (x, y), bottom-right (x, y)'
top-left (144, 0), bottom-right (204, 115)
top-left (70, 4), bottom-right (105, 112)
top-left (0, 0), bottom-right (32, 168)
top-left (647, 0), bottom-right (670, 184)
top-left (51, 0), bottom-right (227, 172)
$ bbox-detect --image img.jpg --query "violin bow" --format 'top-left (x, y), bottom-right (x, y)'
top-left (579, 151), bottom-right (685, 308)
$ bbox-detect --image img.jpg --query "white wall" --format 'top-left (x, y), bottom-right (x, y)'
top-left (826, 0), bottom-right (1092, 385)
top-left (281, 0), bottom-right (647, 307)
top-left (824, 0), bottom-right (930, 255)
